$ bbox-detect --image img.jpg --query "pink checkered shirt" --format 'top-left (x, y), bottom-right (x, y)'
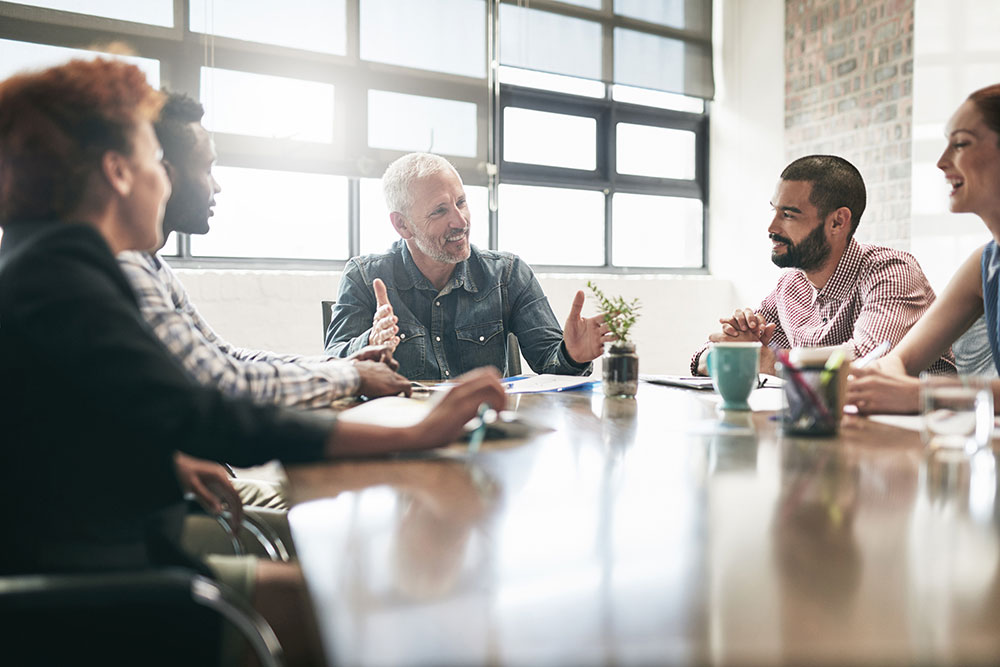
top-left (691, 239), bottom-right (956, 375)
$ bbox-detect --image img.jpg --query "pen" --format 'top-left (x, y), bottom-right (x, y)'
top-left (776, 349), bottom-right (833, 423)
top-left (853, 341), bottom-right (890, 369)
top-left (468, 402), bottom-right (489, 454)
top-left (820, 347), bottom-right (847, 387)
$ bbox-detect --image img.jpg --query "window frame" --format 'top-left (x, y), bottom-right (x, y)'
top-left (0, 0), bottom-right (710, 273)
top-left (498, 83), bottom-right (709, 273)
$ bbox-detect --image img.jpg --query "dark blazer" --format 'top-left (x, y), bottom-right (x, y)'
top-left (0, 221), bottom-right (331, 574)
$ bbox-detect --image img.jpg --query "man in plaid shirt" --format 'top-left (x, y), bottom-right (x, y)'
top-left (119, 92), bottom-right (411, 409)
top-left (692, 155), bottom-right (955, 376)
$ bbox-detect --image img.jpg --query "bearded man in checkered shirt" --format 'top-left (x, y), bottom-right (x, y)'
top-left (692, 155), bottom-right (955, 376)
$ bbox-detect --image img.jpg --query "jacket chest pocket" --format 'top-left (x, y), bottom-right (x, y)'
top-left (456, 320), bottom-right (505, 373)
top-left (394, 321), bottom-right (427, 380)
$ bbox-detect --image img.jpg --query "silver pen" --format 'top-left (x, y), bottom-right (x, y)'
top-left (853, 341), bottom-right (890, 369)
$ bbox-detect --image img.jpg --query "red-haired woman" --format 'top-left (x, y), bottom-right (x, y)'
top-left (0, 58), bottom-right (503, 666)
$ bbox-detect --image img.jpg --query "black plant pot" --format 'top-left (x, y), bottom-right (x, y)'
top-left (603, 342), bottom-right (638, 397)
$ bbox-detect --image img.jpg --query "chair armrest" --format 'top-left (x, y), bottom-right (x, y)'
top-left (186, 498), bottom-right (292, 562)
top-left (0, 568), bottom-right (284, 667)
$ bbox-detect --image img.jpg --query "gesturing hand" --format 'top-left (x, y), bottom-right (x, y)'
top-left (369, 278), bottom-right (400, 349)
top-left (563, 290), bottom-right (614, 364)
top-left (173, 452), bottom-right (243, 531)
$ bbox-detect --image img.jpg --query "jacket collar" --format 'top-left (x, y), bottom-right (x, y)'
top-left (398, 241), bottom-right (479, 295)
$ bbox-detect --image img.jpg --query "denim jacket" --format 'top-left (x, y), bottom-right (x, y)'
top-left (325, 240), bottom-right (591, 381)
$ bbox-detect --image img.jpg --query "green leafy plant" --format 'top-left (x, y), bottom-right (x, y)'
top-left (587, 281), bottom-right (642, 344)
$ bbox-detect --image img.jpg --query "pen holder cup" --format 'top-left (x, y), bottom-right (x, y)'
top-left (778, 360), bottom-right (845, 436)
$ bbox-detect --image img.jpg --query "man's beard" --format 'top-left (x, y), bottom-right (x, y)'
top-left (770, 221), bottom-right (831, 271)
top-left (412, 227), bottom-right (471, 264)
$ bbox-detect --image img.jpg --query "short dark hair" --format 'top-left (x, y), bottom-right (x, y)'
top-left (154, 91), bottom-right (204, 166)
top-left (780, 155), bottom-right (867, 239)
top-left (0, 58), bottom-right (163, 224)
top-left (968, 83), bottom-right (1000, 146)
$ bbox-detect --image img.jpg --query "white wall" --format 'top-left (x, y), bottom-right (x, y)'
top-left (174, 0), bottom-right (788, 378)
top-left (708, 0), bottom-right (786, 307)
top-left (177, 268), bottom-right (732, 375)
top-left (910, 0), bottom-right (1000, 293)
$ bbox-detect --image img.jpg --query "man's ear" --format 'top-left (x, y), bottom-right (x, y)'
top-left (101, 150), bottom-right (133, 198)
top-left (389, 212), bottom-right (412, 239)
top-left (828, 206), bottom-right (851, 237)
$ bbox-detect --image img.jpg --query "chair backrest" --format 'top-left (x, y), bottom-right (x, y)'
top-left (507, 332), bottom-right (522, 376)
top-left (321, 300), bottom-right (336, 347)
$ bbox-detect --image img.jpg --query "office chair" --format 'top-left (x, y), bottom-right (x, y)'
top-left (321, 300), bottom-right (335, 347)
top-left (185, 498), bottom-right (293, 563)
top-left (0, 568), bottom-right (284, 666)
top-left (507, 332), bottom-right (522, 376)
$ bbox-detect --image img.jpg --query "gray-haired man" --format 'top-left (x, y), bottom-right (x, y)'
top-left (325, 152), bottom-right (611, 380)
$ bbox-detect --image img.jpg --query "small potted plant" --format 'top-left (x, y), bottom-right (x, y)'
top-left (587, 281), bottom-right (642, 398)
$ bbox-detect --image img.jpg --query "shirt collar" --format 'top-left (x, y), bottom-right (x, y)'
top-left (815, 237), bottom-right (862, 302)
top-left (399, 241), bottom-right (479, 295)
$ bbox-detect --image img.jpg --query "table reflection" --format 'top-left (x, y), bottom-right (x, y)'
top-left (288, 385), bottom-right (1000, 666)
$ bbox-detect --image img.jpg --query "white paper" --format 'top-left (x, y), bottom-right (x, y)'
top-left (759, 373), bottom-right (784, 388)
top-left (502, 374), bottom-right (598, 394)
top-left (337, 395), bottom-right (540, 440)
top-left (338, 396), bottom-right (431, 428)
top-left (748, 388), bottom-right (784, 412)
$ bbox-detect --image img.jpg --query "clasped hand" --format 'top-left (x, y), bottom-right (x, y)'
top-left (709, 307), bottom-right (776, 344)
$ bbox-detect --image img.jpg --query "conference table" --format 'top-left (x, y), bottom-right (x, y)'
top-left (286, 381), bottom-right (1000, 666)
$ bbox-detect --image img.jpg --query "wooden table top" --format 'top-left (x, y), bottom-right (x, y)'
top-left (287, 383), bottom-right (1000, 666)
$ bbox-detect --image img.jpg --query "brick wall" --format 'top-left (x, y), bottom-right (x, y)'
top-left (785, 0), bottom-right (914, 249)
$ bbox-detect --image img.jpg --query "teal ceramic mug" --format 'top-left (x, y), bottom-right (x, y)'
top-left (706, 342), bottom-right (761, 411)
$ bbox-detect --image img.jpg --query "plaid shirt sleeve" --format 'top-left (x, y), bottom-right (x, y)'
top-left (118, 251), bottom-right (360, 407)
top-left (849, 252), bottom-right (956, 373)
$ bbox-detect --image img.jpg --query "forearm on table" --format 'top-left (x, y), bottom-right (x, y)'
top-left (759, 345), bottom-right (779, 375)
top-left (324, 421), bottom-right (423, 457)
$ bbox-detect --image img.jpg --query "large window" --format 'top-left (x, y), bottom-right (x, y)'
top-left (0, 0), bottom-right (711, 271)
top-left (497, 1), bottom-right (710, 270)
